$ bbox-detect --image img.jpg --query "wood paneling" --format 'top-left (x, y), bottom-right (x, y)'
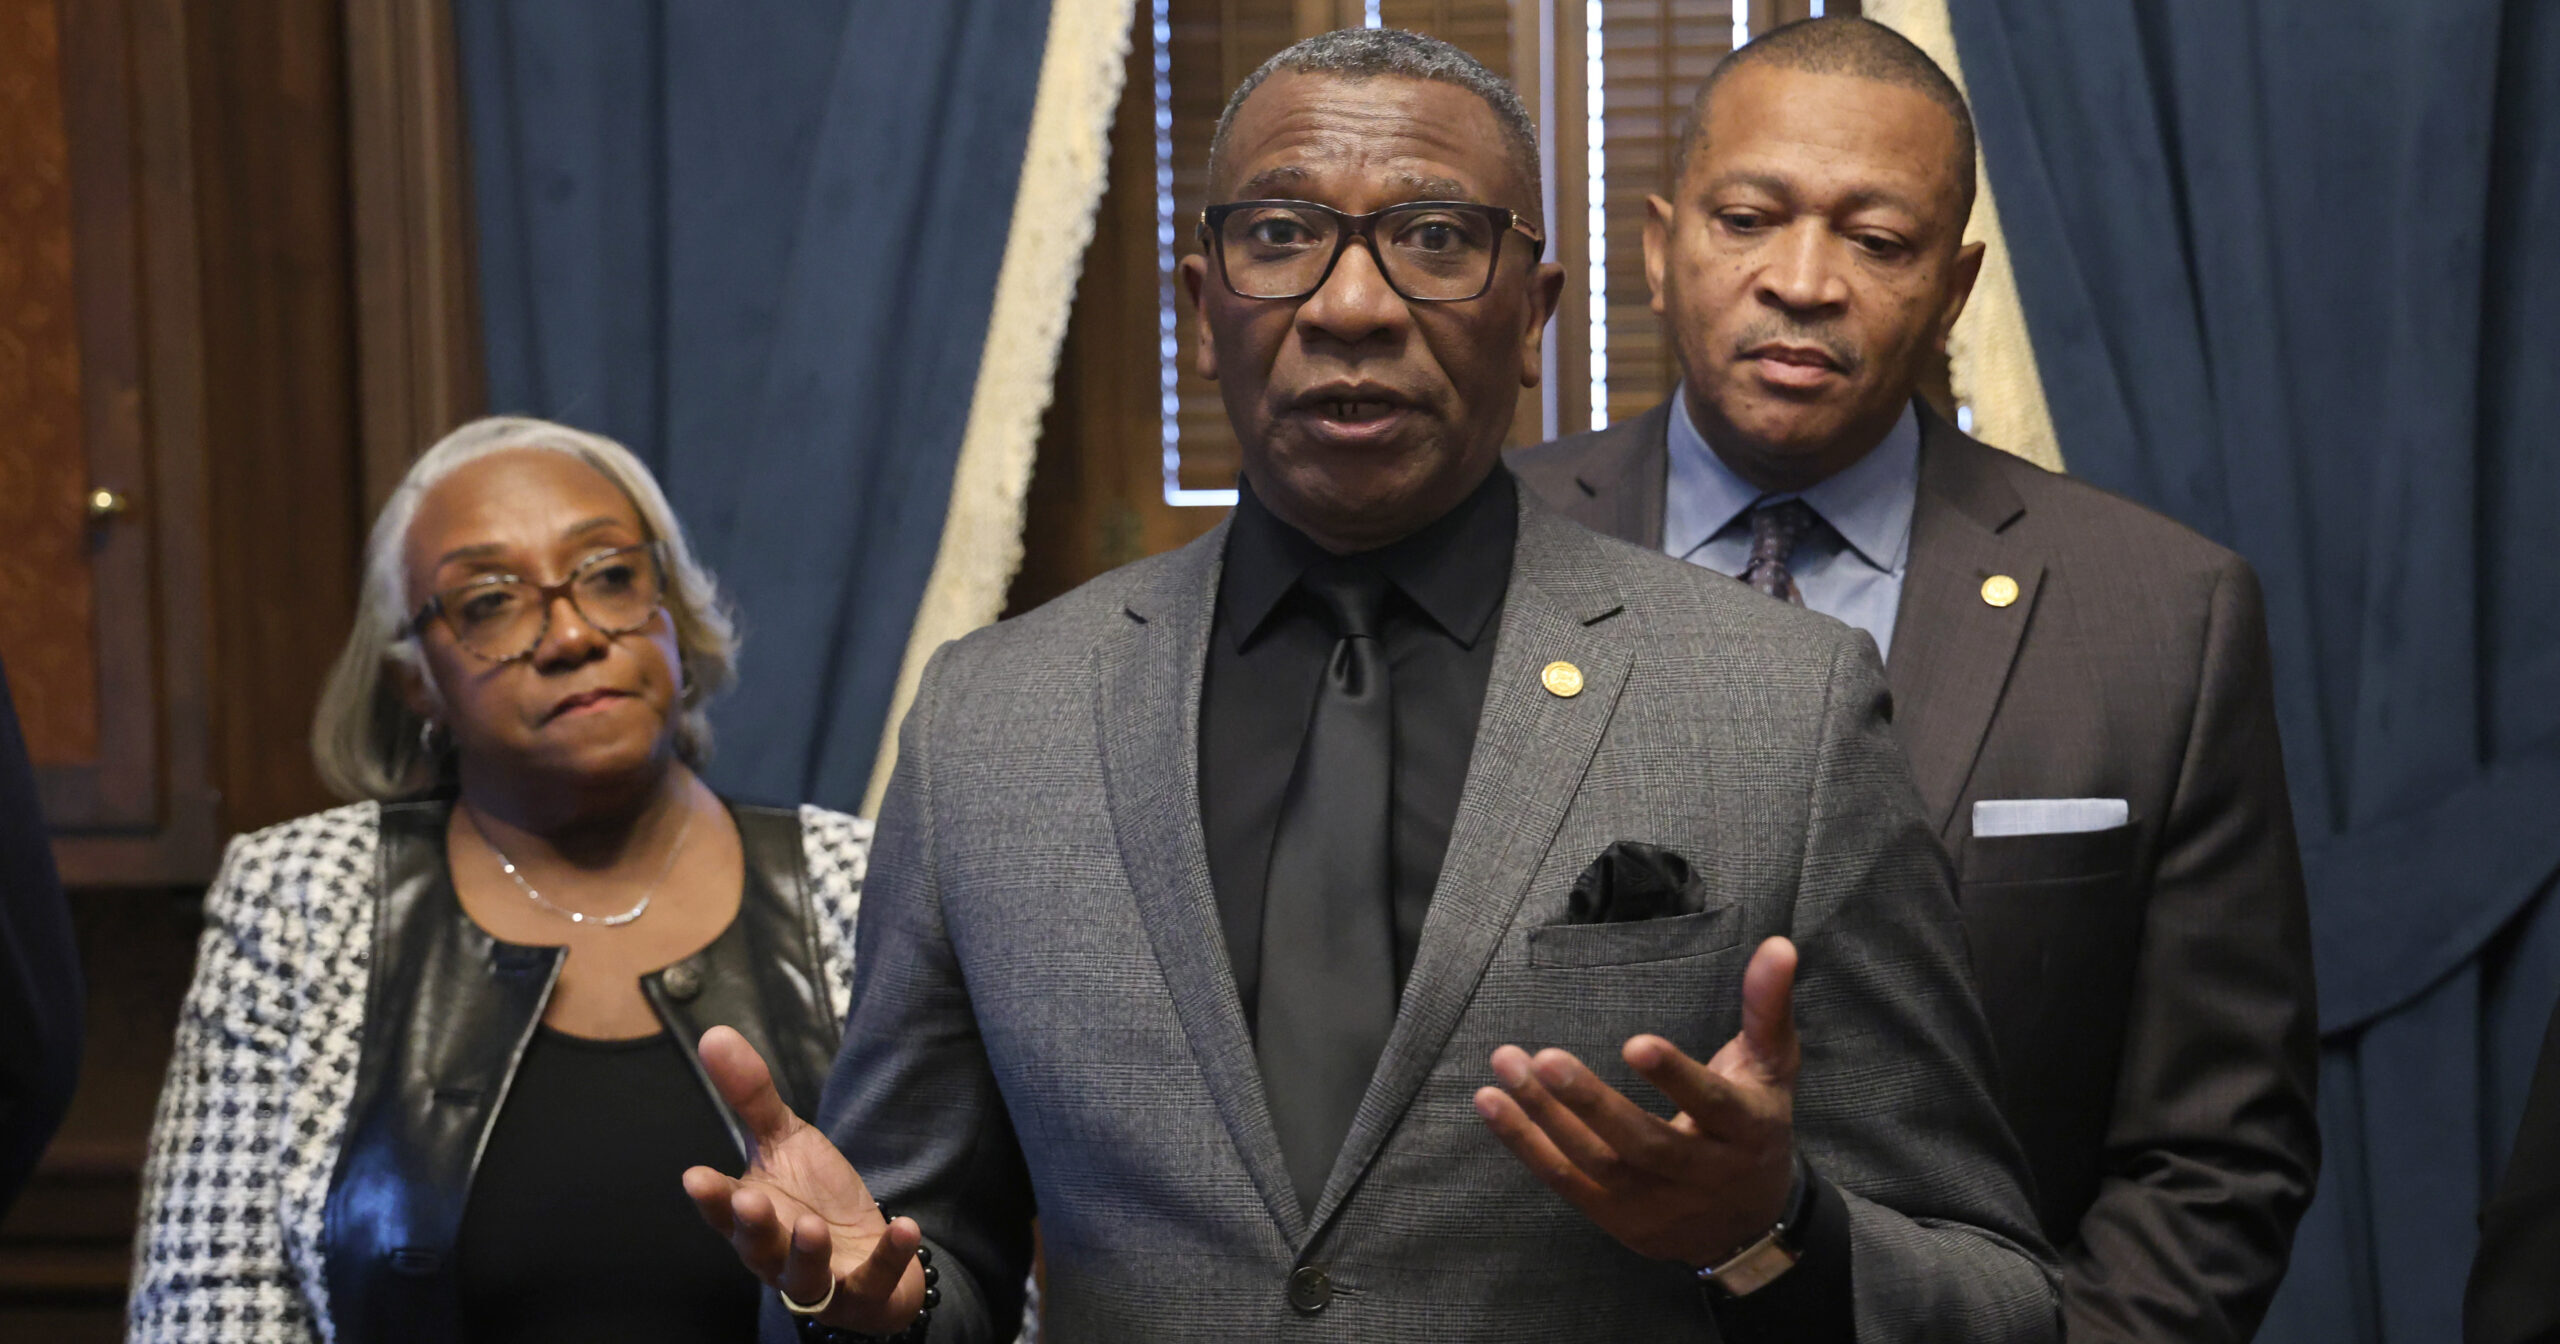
top-left (2, 1), bottom-right (478, 1333)
top-left (189, 0), bottom-right (481, 832)
top-left (344, 0), bottom-right (481, 516)
top-left (39, 0), bottom-right (220, 877)
top-left (189, 0), bottom-right (367, 836)
top-left (0, 0), bottom-right (102, 768)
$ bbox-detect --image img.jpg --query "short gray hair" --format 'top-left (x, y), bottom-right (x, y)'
top-left (1210, 28), bottom-right (1542, 223)
top-left (310, 416), bottom-right (739, 801)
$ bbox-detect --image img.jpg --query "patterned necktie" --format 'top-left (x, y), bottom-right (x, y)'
top-left (1740, 499), bottom-right (1820, 606)
top-left (1256, 560), bottom-right (1399, 1216)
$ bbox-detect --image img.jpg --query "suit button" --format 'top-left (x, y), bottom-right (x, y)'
top-left (1288, 1264), bottom-right (1331, 1315)
top-left (661, 961), bottom-right (702, 1002)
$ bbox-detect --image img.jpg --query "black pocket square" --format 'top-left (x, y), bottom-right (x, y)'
top-left (1567, 841), bottom-right (1705, 925)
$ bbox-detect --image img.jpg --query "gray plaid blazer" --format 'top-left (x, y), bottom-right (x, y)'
top-left (809, 488), bottom-right (2058, 1343)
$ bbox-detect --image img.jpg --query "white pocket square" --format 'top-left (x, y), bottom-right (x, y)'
top-left (1972, 798), bottom-right (2130, 838)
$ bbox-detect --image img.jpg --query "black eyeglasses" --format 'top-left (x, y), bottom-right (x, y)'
top-left (407, 541), bottom-right (669, 664)
top-left (1199, 199), bottom-right (1545, 303)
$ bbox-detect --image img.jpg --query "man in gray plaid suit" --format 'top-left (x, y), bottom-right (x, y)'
top-left (685, 29), bottom-right (2057, 1343)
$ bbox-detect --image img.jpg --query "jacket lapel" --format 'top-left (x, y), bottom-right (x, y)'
top-left (1310, 498), bottom-right (1634, 1231)
top-left (1542, 401), bottom-right (1674, 550)
top-left (1887, 410), bottom-right (2046, 838)
top-left (1093, 521), bottom-right (1303, 1239)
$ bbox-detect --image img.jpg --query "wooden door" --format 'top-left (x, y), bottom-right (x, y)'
top-left (1, 0), bottom-right (220, 887)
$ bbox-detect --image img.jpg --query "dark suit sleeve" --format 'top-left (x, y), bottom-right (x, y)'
top-left (2063, 559), bottom-right (2320, 1342)
top-left (769, 645), bottom-right (1034, 1344)
top-left (0, 657), bottom-right (80, 1214)
top-left (1761, 629), bottom-right (2061, 1342)
top-left (2469, 997), bottom-right (2560, 1344)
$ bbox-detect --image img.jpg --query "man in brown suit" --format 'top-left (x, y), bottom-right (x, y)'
top-left (1511, 18), bottom-right (2318, 1341)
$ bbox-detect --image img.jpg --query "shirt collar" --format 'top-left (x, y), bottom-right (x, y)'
top-left (1664, 385), bottom-right (1920, 575)
top-left (1221, 466), bottom-right (1517, 651)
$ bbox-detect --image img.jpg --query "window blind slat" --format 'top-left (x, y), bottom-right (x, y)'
top-left (1593, 0), bottom-right (1731, 423)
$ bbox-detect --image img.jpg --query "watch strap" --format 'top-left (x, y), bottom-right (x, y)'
top-left (1697, 1153), bottom-right (1811, 1299)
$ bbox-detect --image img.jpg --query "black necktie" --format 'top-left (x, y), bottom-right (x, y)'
top-left (1256, 561), bottom-right (1398, 1215)
top-left (1741, 498), bottom-right (1821, 605)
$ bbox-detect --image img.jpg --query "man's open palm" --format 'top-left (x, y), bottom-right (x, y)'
top-left (683, 1026), bottom-right (929, 1333)
top-left (1474, 935), bottom-right (1803, 1266)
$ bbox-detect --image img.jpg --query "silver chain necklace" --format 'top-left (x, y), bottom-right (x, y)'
top-left (466, 803), bottom-right (696, 928)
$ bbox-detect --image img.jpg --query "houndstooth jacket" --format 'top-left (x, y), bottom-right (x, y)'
top-left (125, 799), bottom-right (869, 1344)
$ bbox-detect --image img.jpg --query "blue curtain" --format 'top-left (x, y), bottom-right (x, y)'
top-left (1945, 0), bottom-right (2560, 1337)
top-left (453, 0), bottom-right (1054, 810)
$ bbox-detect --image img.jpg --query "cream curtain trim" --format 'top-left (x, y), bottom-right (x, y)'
top-left (1861, 0), bottom-right (2064, 472)
top-left (861, 0), bottom-right (1138, 815)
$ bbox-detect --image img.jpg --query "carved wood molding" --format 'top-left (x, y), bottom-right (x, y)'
top-left (43, 0), bottom-right (221, 886)
top-left (343, 0), bottom-right (482, 516)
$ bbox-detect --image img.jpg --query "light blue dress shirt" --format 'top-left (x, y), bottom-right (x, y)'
top-left (1662, 385), bottom-right (1921, 660)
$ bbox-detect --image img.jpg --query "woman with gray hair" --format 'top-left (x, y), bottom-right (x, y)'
top-left (128, 416), bottom-right (870, 1344)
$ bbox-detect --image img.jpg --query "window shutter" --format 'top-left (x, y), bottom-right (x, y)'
top-left (1378, 0), bottom-right (1519, 71)
top-left (1164, 0), bottom-right (1293, 493)
top-left (1593, 0), bottom-right (1734, 425)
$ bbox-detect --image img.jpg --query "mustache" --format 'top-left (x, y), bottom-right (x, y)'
top-left (1731, 318), bottom-right (1863, 376)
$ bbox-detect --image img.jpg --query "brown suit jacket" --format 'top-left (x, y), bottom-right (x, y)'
top-left (1510, 401), bottom-right (2319, 1343)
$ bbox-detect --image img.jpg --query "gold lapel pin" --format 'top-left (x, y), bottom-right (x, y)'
top-left (1541, 661), bottom-right (1585, 698)
top-left (1981, 574), bottom-right (2020, 608)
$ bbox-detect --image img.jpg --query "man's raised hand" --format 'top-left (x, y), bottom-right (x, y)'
top-left (682, 1026), bottom-right (930, 1333)
top-left (1473, 935), bottom-right (1803, 1267)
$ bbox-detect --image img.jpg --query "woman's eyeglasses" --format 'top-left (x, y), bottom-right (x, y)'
top-left (407, 541), bottom-right (669, 663)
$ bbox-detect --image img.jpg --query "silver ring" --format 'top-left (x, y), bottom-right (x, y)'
top-left (779, 1276), bottom-right (837, 1317)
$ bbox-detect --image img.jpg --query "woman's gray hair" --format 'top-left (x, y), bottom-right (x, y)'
top-left (311, 416), bottom-right (739, 801)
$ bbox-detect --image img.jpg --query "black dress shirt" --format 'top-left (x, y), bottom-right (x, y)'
top-left (1199, 467), bottom-right (1514, 1024)
top-left (1197, 466), bottom-right (1851, 1339)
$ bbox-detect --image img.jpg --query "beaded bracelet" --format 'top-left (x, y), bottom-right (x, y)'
top-left (792, 1236), bottom-right (941, 1344)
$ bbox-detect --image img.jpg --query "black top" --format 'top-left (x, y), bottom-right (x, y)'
top-left (1200, 467), bottom-right (1515, 1024)
top-left (456, 1026), bottom-right (760, 1344)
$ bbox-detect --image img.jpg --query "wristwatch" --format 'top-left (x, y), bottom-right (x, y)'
top-left (1696, 1156), bottom-right (1810, 1299)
